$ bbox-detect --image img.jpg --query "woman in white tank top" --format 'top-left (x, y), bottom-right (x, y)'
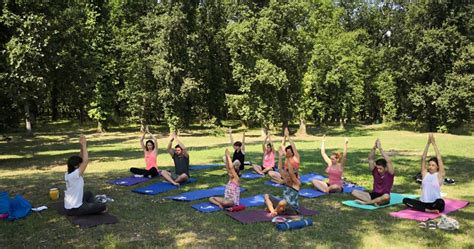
top-left (402, 134), bottom-right (446, 213)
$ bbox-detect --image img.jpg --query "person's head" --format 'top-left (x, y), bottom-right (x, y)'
top-left (266, 143), bottom-right (273, 153)
top-left (330, 152), bottom-right (342, 165)
top-left (285, 145), bottom-right (294, 158)
top-left (375, 158), bottom-right (387, 174)
top-left (233, 141), bottom-right (242, 151)
top-left (67, 155), bottom-right (83, 174)
top-left (145, 140), bottom-right (155, 151)
top-left (427, 157), bottom-right (439, 173)
top-left (233, 160), bottom-right (241, 174)
top-left (175, 144), bottom-right (183, 156)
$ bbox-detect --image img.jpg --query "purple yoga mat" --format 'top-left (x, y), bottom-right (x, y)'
top-left (390, 199), bottom-right (469, 221)
top-left (108, 176), bottom-right (150, 186)
top-left (226, 207), bottom-right (318, 224)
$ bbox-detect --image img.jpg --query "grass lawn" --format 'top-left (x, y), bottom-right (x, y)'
top-left (0, 122), bottom-right (473, 248)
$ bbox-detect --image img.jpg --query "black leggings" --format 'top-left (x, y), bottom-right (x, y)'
top-left (65, 191), bottom-right (106, 216)
top-left (130, 167), bottom-right (159, 177)
top-left (402, 198), bottom-right (445, 212)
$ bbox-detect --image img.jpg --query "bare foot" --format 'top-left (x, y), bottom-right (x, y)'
top-left (173, 182), bottom-right (180, 187)
top-left (355, 200), bottom-right (368, 205)
top-left (425, 209), bottom-right (440, 214)
top-left (217, 203), bottom-right (224, 209)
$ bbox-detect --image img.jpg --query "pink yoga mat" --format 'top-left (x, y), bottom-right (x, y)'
top-left (390, 199), bottom-right (470, 221)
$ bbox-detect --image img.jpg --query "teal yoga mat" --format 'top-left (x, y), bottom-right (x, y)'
top-left (342, 193), bottom-right (418, 210)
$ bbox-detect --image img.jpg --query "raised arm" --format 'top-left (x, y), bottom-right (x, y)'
top-left (140, 132), bottom-right (146, 151)
top-left (277, 145), bottom-right (289, 183)
top-left (174, 134), bottom-right (189, 158)
top-left (241, 131), bottom-right (246, 154)
top-left (286, 128), bottom-right (300, 161)
top-left (287, 150), bottom-right (300, 188)
top-left (377, 140), bottom-right (394, 175)
top-left (320, 135), bottom-right (332, 165)
top-left (340, 137), bottom-right (349, 168)
top-left (430, 134), bottom-right (445, 180)
top-left (368, 139), bottom-right (377, 171)
top-left (262, 135), bottom-right (269, 153)
top-left (227, 128), bottom-right (234, 147)
top-left (167, 133), bottom-right (175, 157)
top-left (225, 149), bottom-right (239, 180)
top-left (421, 135), bottom-right (430, 177)
top-left (78, 135), bottom-right (89, 176)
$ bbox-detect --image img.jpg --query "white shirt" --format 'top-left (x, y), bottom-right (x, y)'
top-left (420, 172), bottom-right (442, 203)
top-left (64, 169), bottom-right (84, 209)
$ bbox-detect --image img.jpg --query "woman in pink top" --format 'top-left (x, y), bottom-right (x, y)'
top-left (130, 126), bottom-right (160, 178)
top-left (269, 127), bottom-right (300, 184)
top-left (312, 136), bottom-right (348, 193)
top-left (253, 132), bottom-right (275, 175)
top-left (209, 149), bottom-right (240, 208)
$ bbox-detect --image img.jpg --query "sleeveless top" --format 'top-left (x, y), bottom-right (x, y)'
top-left (326, 165), bottom-right (343, 186)
top-left (420, 172), bottom-right (442, 203)
top-left (284, 157), bottom-right (300, 171)
top-left (232, 150), bottom-right (245, 170)
top-left (262, 151), bottom-right (275, 168)
top-left (144, 150), bottom-right (157, 170)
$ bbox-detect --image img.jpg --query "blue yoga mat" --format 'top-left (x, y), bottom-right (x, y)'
top-left (298, 188), bottom-right (327, 198)
top-left (342, 183), bottom-right (366, 193)
top-left (342, 193), bottom-right (418, 210)
top-left (192, 194), bottom-right (265, 213)
top-left (241, 172), bottom-right (264, 179)
top-left (300, 173), bottom-right (327, 182)
top-left (165, 186), bottom-right (247, 201)
top-left (132, 178), bottom-right (197, 195)
top-left (108, 176), bottom-right (150, 186)
top-left (190, 164), bottom-right (225, 170)
top-left (263, 173), bottom-right (327, 188)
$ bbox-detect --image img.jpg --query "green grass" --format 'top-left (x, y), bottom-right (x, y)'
top-left (0, 122), bottom-right (473, 248)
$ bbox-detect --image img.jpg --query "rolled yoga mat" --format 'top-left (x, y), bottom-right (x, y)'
top-left (276, 217), bottom-right (313, 231)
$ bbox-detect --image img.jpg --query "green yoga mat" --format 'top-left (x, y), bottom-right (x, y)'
top-left (342, 193), bottom-right (418, 210)
top-left (203, 169), bottom-right (227, 176)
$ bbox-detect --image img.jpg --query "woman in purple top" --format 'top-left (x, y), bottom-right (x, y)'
top-left (352, 138), bottom-right (395, 206)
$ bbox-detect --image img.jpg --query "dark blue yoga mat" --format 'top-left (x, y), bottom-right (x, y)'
top-left (300, 173), bottom-right (327, 182)
top-left (108, 176), bottom-right (150, 186)
top-left (190, 164), bottom-right (225, 170)
top-left (342, 183), bottom-right (365, 193)
top-left (132, 178), bottom-right (197, 195)
top-left (192, 194), bottom-right (265, 213)
top-left (241, 172), bottom-right (264, 179)
top-left (165, 186), bottom-right (246, 201)
top-left (298, 188), bottom-right (327, 198)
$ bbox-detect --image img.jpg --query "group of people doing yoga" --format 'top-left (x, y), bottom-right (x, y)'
top-left (63, 126), bottom-right (446, 217)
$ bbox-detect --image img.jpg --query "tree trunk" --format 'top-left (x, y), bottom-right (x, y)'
top-left (24, 103), bottom-right (32, 135)
top-left (97, 121), bottom-right (105, 133)
top-left (281, 119), bottom-right (289, 135)
top-left (51, 83), bottom-right (59, 121)
top-left (296, 118), bottom-right (307, 136)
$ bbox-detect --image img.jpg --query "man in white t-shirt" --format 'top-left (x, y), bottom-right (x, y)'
top-left (64, 135), bottom-right (106, 216)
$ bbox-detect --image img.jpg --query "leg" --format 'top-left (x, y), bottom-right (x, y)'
top-left (328, 184), bottom-right (343, 193)
top-left (253, 165), bottom-right (264, 175)
top-left (403, 198), bottom-right (427, 212)
top-left (352, 190), bottom-right (372, 204)
top-left (160, 170), bottom-right (179, 186)
top-left (130, 167), bottom-right (148, 176)
top-left (268, 171), bottom-right (284, 184)
top-left (174, 173), bottom-right (189, 184)
top-left (312, 180), bottom-right (329, 193)
top-left (209, 197), bottom-right (234, 208)
top-left (147, 167), bottom-right (159, 178)
top-left (264, 194), bottom-right (278, 216)
top-left (425, 199), bottom-right (445, 213)
top-left (83, 191), bottom-right (94, 203)
top-left (369, 194), bottom-right (390, 206)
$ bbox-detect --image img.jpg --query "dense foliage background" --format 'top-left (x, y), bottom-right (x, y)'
top-left (0, 0), bottom-right (472, 133)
